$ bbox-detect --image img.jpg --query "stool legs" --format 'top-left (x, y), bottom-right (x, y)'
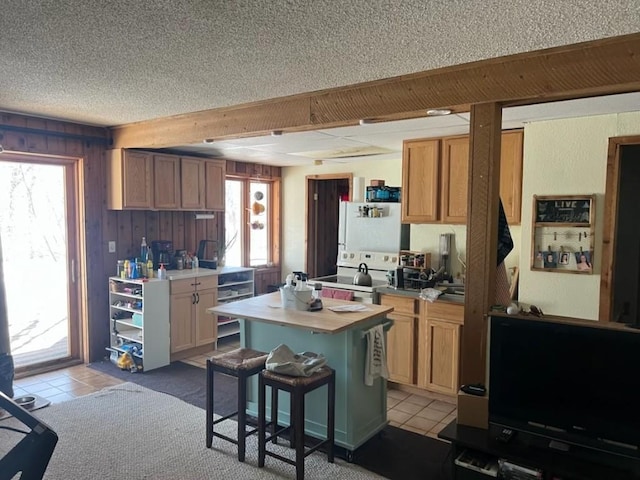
top-left (327, 372), bottom-right (335, 463)
top-left (206, 359), bottom-right (214, 448)
top-left (258, 372), bottom-right (266, 468)
top-left (237, 372), bottom-right (247, 462)
top-left (294, 388), bottom-right (305, 480)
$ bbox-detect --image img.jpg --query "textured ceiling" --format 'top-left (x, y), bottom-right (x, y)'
top-left (1, 0), bottom-right (639, 128)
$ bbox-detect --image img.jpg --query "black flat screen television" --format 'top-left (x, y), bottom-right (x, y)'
top-left (489, 315), bottom-right (640, 459)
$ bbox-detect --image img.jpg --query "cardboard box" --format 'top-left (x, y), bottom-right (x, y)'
top-left (457, 391), bottom-right (488, 429)
top-left (370, 179), bottom-right (385, 186)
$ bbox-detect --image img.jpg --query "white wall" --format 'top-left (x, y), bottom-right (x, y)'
top-left (281, 157), bottom-right (521, 283)
top-left (519, 111), bottom-right (640, 319)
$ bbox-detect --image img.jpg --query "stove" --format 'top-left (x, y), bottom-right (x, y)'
top-left (311, 250), bottom-right (399, 301)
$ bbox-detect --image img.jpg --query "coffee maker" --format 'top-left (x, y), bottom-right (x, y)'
top-left (151, 240), bottom-right (174, 270)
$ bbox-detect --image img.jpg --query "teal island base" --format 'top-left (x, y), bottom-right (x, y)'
top-left (240, 316), bottom-right (389, 455)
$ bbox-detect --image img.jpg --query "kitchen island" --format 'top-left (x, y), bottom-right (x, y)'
top-left (207, 292), bottom-right (394, 457)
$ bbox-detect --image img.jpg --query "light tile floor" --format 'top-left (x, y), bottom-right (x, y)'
top-left (10, 336), bottom-right (456, 441)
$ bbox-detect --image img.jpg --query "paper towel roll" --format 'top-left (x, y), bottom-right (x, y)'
top-left (352, 177), bottom-right (364, 202)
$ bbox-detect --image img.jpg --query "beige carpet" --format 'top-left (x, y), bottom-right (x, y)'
top-left (0, 382), bottom-right (387, 479)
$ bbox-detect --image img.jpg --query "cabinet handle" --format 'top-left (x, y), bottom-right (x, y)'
top-left (192, 293), bottom-right (196, 304)
top-left (195, 293), bottom-right (200, 304)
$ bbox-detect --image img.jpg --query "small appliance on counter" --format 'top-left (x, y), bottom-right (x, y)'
top-left (196, 240), bottom-right (218, 269)
top-left (280, 272), bottom-right (322, 311)
top-left (151, 240), bottom-right (174, 270)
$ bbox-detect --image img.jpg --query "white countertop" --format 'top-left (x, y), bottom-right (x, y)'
top-left (165, 266), bottom-right (253, 281)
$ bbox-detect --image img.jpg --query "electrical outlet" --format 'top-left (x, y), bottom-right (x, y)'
top-left (108, 241), bottom-right (116, 253)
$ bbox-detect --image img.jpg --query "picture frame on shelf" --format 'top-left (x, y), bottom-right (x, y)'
top-left (559, 251), bottom-right (570, 266)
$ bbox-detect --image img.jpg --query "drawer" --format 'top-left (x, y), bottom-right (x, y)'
top-left (170, 277), bottom-right (194, 295)
top-left (380, 294), bottom-right (418, 315)
top-left (425, 301), bottom-right (464, 324)
top-left (196, 275), bottom-right (218, 291)
top-left (170, 275), bottom-right (218, 294)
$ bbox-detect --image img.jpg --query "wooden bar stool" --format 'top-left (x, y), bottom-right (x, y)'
top-left (258, 366), bottom-right (335, 480)
top-left (206, 347), bottom-right (269, 462)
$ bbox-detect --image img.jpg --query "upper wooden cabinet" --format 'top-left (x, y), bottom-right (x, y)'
top-left (107, 149), bottom-right (153, 209)
top-left (153, 154), bottom-right (181, 209)
top-left (107, 149), bottom-right (226, 211)
top-left (401, 138), bottom-right (439, 223)
top-left (402, 129), bottom-right (523, 224)
top-left (204, 159), bottom-right (226, 210)
top-left (181, 157), bottom-right (206, 210)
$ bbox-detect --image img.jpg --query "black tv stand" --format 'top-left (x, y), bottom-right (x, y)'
top-left (439, 420), bottom-right (640, 480)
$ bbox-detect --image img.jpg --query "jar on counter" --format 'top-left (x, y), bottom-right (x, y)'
top-left (117, 260), bottom-right (125, 278)
top-left (176, 256), bottom-right (184, 270)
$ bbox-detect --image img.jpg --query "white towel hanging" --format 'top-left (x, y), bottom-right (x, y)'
top-left (364, 324), bottom-right (389, 386)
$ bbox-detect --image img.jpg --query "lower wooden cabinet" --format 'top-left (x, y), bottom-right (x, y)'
top-left (379, 294), bottom-right (419, 385)
top-left (382, 293), bottom-right (463, 395)
top-left (417, 301), bottom-right (463, 395)
top-left (170, 275), bottom-right (218, 353)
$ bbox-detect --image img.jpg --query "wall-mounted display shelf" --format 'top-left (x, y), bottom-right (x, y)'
top-left (530, 194), bottom-right (595, 274)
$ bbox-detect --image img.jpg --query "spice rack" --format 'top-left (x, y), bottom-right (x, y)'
top-left (107, 277), bottom-right (170, 371)
top-left (530, 194), bottom-right (595, 274)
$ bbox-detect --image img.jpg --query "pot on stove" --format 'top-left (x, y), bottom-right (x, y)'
top-left (353, 263), bottom-right (372, 286)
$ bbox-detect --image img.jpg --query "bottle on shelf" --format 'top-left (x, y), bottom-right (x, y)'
top-left (141, 237), bottom-right (148, 262)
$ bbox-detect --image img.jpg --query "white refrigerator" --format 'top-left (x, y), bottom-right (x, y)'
top-left (337, 201), bottom-right (404, 253)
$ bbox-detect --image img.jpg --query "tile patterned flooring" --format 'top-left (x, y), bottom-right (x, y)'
top-left (10, 337), bottom-right (456, 441)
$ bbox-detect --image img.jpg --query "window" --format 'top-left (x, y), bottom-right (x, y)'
top-left (225, 177), bottom-right (279, 267)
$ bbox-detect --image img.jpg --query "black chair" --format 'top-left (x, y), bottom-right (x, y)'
top-left (206, 348), bottom-right (269, 462)
top-left (258, 366), bottom-right (335, 480)
top-left (0, 391), bottom-right (58, 480)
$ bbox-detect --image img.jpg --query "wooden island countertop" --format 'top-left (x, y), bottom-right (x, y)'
top-left (207, 291), bottom-right (393, 334)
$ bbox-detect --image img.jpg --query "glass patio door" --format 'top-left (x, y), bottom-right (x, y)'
top-left (0, 154), bottom-right (80, 371)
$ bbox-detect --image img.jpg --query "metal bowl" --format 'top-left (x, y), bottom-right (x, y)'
top-left (14, 395), bottom-right (36, 410)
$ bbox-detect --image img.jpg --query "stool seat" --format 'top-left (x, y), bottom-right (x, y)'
top-left (258, 366), bottom-right (335, 480)
top-left (210, 348), bottom-right (269, 372)
top-left (206, 348), bottom-right (269, 462)
top-left (261, 366), bottom-right (333, 387)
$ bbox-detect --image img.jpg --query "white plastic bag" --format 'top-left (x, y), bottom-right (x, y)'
top-left (265, 344), bottom-right (327, 377)
top-left (419, 287), bottom-right (443, 303)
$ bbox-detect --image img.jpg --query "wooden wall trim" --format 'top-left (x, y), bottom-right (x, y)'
top-left (599, 135), bottom-right (640, 322)
top-left (112, 33), bottom-right (640, 149)
top-left (462, 103), bottom-right (502, 386)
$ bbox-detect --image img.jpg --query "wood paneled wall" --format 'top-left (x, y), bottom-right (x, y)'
top-left (0, 112), bottom-right (110, 363)
top-left (0, 113), bottom-right (282, 362)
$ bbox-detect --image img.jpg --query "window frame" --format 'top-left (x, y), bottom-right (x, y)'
top-left (225, 174), bottom-right (281, 268)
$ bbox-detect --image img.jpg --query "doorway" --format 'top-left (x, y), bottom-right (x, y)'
top-left (305, 174), bottom-right (351, 279)
top-left (0, 153), bottom-right (81, 372)
top-left (600, 138), bottom-right (640, 323)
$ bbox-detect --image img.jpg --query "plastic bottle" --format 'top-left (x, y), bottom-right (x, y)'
top-left (192, 256), bottom-right (199, 269)
top-left (140, 237), bottom-right (148, 262)
top-left (146, 259), bottom-right (154, 278)
top-left (158, 264), bottom-right (167, 280)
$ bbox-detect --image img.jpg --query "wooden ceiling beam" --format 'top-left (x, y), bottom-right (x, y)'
top-left (112, 32), bottom-right (640, 149)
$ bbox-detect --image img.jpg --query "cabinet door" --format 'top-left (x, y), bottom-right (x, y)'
top-left (402, 139), bottom-right (439, 223)
top-left (154, 154), bottom-right (181, 209)
top-left (386, 314), bottom-right (415, 385)
top-left (499, 130), bottom-right (524, 225)
top-left (170, 292), bottom-right (195, 353)
top-left (420, 318), bottom-right (461, 395)
top-left (195, 288), bottom-right (217, 346)
top-left (181, 157), bottom-right (205, 210)
top-left (205, 159), bottom-right (226, 210)
top-left (107, 149), bottom-right (153, 209)
top-left (441, 136), bottom-right (470, 224)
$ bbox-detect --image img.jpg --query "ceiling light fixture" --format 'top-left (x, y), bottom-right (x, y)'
top-left (359, 119), bottom-right (374, 125)
top-left (203, 138), bottom-right (215, 144)
top-left (426, 108), bottom-right (452, 116)
top-left (271, 130), bottom-right (283, 137)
